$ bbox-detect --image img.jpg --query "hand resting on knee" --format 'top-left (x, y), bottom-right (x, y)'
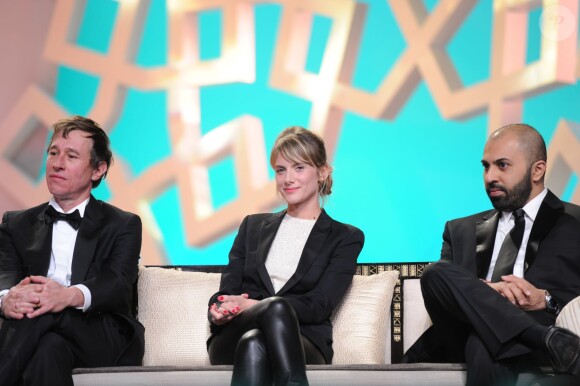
top-left (209, 293), bottom-right (259, 325)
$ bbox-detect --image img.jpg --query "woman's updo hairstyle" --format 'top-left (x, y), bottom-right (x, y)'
top-left (270, 126), bottom-right (333, 198)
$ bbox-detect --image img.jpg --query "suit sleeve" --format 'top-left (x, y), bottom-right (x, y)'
top-left (0, 212), bottom-right (26, 291)
top-left (440, 221), bottom-right (453, 262)
top-left (283, 227), bottom-right (364, 324)
top-left (208, 215), bottom-right (249, 306)
top-left (81, 214), bottom-right (142, 314)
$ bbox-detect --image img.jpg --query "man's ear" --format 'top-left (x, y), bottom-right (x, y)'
top-left (92, 161), bottom-right (108, 182)
top-left (531, 160), bottom-right (546, 183)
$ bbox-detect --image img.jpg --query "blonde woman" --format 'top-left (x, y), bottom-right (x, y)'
top-left (207, 127), bottom-right (364, 386)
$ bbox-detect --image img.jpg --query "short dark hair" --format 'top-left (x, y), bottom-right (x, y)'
top-left (48, 115), bottom-right (113, 188)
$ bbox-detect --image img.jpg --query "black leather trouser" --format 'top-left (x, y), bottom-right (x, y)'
top-left (208, 297), bottom-right (325, 386)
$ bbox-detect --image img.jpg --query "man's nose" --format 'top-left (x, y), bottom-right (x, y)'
top-left (51, 155), bottom-right (64, 169)
top-left (484, 167), bottom-right (497, 184)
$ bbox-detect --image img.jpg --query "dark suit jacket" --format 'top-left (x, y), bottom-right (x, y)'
top-left (0, 195), bottom-right (145, 365)
top-left (402, 190), bottom-right (580, 364)
top-left (441, 189), bottom-right (580, 316)
top-left (208, 209), bottom-right (365, 363)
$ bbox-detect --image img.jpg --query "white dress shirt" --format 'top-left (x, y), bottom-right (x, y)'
top-left (486, 188), bottom-right (548, 281)
top-left (47, 197), bottom-right (92, 311)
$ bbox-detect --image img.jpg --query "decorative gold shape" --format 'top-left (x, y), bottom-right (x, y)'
top-left (1, 0), bottom-right (261, 264)
top-left (546, 119), bottom-right (580, 203)
top-left (337, 0), bottom-right (578, 133)
top-left (268, 0), bottom-right (367, 157)
top-left (0, 87), bottom-right (65, 206)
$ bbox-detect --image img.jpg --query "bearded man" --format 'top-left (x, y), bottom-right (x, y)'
top-left (402, 124), bottom-right (580, 385)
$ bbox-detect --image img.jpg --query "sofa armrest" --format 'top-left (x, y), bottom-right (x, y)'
top-left (555, 295), bottom-right (580, 335)
top-left (403, 279), bottom-right (432, 354)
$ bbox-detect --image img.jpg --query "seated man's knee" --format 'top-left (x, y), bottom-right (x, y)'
top-left (35, 331), bottom-right (71, 357)
top-left (23, 332), bottom-right (73, 386)
top-left (421, 261), bottom-right (451, 286)
top-left (26, 332), bottom-right (73, 373)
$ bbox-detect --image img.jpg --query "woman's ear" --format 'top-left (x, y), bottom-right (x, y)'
top-left (318, 165), bottom-right (330, 182)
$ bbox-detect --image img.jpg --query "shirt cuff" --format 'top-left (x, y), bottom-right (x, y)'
top-left (0, 289), bottom-right (9, 316)
top-left (72, 284), bottom-right (91, 312)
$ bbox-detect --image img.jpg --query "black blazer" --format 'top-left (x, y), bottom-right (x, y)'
top-left (208, 209), bottom-right (365, 363)
top-left (441, 189), bottom-right (580, 316)
top-left (0, 195), bottom-right (145, 365)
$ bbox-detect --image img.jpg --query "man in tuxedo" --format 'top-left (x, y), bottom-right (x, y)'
top-left (0, 116), bottom-right (144, 386)
top-left (402, 123), bottom-right (580, 385)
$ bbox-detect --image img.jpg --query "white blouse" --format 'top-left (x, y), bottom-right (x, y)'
top-left (265, 214), bottom-right (316, 293)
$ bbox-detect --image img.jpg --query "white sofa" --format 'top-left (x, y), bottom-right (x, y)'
top-left (70, 263), bottom-right (580, 386)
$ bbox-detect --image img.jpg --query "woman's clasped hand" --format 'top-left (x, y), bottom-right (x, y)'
top-left (209, 294), bottom-right (258, 325)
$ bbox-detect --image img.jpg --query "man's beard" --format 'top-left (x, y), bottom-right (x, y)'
top-left (486, 167), bottom-right (533, 212)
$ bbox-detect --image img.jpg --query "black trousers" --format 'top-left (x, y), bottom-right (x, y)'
top-left (208, 297), bottom-right (325, 386)
top-left (0, 309), bottom-right (133, 386)
top-left (402, 261), bottom-right (554, 386)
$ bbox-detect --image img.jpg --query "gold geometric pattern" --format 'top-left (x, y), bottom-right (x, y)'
top-left (546, 119), bottom-right (580, 203)
top-left (0, 0), bottom-right (578, 265)
top-left (357, 263), bottom-right (429, 363)
top-left (331, 0), bottom-right (578, 132)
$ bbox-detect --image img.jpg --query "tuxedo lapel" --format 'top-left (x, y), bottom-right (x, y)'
top-left (475, 210), bottom-right (499, 279)
top-left (71, 196), bottom-right (104, 284)
top-left (255, 211), bottom-right (285, 295)
top-left (524, 190), bottom-right (563, 271)
top-left (27, 208), bottom-right (53, 276)
top-left (277, 209), bottom-right (331, 295)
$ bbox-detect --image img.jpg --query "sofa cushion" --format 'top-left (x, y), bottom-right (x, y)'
top-left (137, 266), bottom-right (221, 366)
top-left (403, 278), bottom-right (432, 353)
top-left (330, 270), bottom-right (399, 365)
top-left (138, 266), bottom-right (399, 366)
top-left (556, 295), bottom-right (580, 336)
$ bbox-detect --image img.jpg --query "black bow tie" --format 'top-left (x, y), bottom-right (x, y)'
top-left (44, 206), bottom-right (82, 230)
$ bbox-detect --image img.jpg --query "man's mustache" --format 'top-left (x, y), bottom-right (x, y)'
top-left (486, 182), bottom-right (507, 194)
